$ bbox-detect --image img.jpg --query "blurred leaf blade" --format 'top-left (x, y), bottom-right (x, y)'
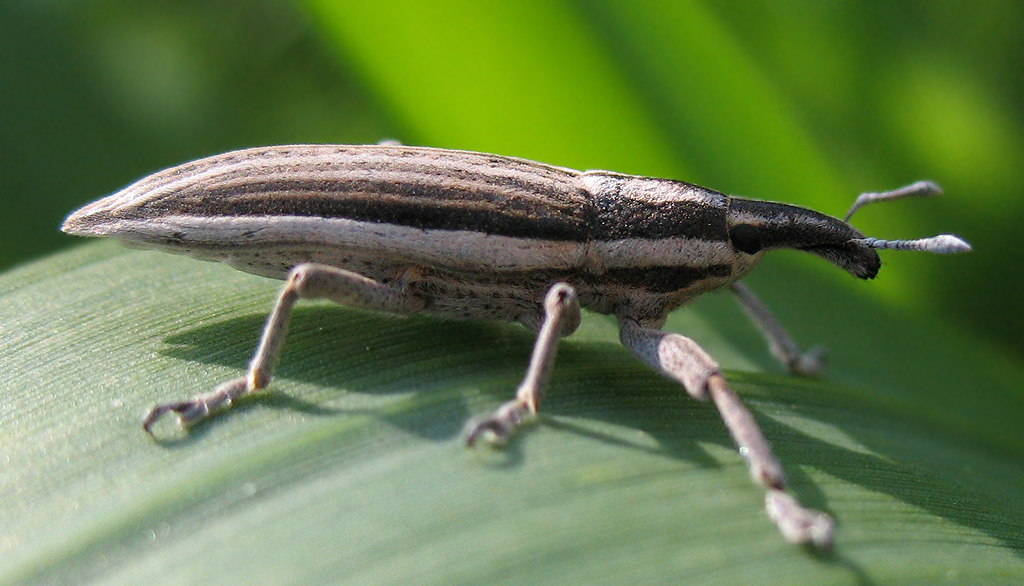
top-left (300, 0), bottom-right (684, 177)
top-left (580, 0), bottom-right (845, 202)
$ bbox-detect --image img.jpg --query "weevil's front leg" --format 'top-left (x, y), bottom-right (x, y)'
top-left (618, 318), bottom-right (834, 550)
top-left (729, 282), bottom-right (826, 377)
top-left (143, 263), bottom-right (426, 433)
top-left (465, 283), bottom-right (580, 446)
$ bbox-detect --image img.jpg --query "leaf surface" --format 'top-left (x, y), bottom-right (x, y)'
top-left (1, 243), bottom-right (1021, 585)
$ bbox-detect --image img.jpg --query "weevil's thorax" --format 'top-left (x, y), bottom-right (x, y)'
top-left (579, 172), bottom-right (762, 320)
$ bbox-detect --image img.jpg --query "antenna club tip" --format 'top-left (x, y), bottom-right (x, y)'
top-left (911, 180), bottom-right (944, 196)
top-left (932, 234), bottom-right (972, 254)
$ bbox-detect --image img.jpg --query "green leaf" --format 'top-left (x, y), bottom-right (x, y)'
top-left (1, 242), bottom-right (1022, 585)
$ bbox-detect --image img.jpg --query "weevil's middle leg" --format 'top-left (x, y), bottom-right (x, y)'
top-left (465, 283), bottom-right (580, 446)
top-left (729, 282), bottom-right (827, 377)
top-left (617, 318), bottom-right (834, 550)
top-left (143, 263), bottom-right (426, 434)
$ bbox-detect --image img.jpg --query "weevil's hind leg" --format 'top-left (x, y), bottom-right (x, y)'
top-left (618, 318), bottom-right (834, 550)
top-left (143, 263), bottom-right (427, 434)
top-left (465, 283), bottom-right (580, 446)
top-left (729, 282), bottom-right (827, 377)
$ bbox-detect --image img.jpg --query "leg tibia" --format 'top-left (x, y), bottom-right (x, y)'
top-left (143, 263), bottom-right (424, 434)
top-left (465, 283), bottom-right (580, 446)
top-left (617, 317), bottom-right (834, 549)
top-left (729, 282), bottom-right (826, 377)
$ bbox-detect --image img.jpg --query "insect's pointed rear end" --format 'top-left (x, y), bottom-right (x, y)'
top-left (61, 155), bottom-right (196, 242)
top-left (62, 193), bottom-right (126, 237)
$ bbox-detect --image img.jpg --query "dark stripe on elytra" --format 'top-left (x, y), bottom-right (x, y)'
top-left (201, 174), bottom-right (583, 212)
top-left (139, 177), bottom-right (593, 242)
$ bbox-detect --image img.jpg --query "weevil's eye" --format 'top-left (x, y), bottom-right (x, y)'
top-left (729, 224), bottom-right (762, 255)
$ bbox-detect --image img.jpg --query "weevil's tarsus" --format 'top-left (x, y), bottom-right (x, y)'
top-left (729, 282), bottom-right (827, 377)
top-left (466, 283), bottom-right (580, 446)
top-left (143, 262), bottom-right (425, 435)
top-left (843, 180), bottom-right (942, 222)
top-left (766, 489), bottom-right (835, 551)
top-left (618, 319), bottom-right (834, 549)
top-left (853, 234), bottom-right (972, 255)
top-left (142, 378), bottom-right (248, 434)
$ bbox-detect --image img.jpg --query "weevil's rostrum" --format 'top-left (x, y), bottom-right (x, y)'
top-left (63, 144), bottom-right (970, 550)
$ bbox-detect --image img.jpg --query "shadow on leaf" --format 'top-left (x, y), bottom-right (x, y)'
top-left (159, 305), bottom-right (1024, 559)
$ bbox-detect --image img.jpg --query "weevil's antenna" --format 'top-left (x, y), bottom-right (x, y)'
top-left (844, 180), bottom-right (943, 222)
top-left (853, 234), bottom-right (972, 254)
top-left (844, 180), bottom-right (972, 255)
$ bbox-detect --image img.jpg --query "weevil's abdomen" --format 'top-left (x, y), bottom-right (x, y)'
top-left (61, 145), bottom-right (596, 283)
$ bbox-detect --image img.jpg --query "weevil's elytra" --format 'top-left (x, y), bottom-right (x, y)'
top-left (62, 144), bottom-right (970, 551)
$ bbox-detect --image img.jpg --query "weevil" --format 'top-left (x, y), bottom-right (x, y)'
top-left (62, 144), bottom-right (970, 549)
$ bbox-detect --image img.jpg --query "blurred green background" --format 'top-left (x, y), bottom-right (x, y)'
top-left (2, 0), bottom-right (1021, 360)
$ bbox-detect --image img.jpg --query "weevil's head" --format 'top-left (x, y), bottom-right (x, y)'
top-left (726, 198), bottom-right (881, 279)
